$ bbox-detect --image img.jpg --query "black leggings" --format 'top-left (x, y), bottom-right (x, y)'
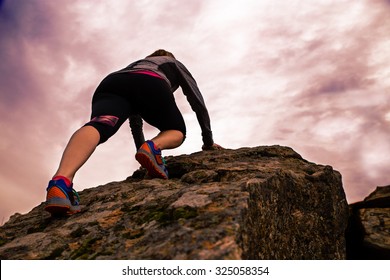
top-left (85, 73), bottom-right (186, 144)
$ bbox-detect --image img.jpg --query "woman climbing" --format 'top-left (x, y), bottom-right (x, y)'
top-left (45, 49), bottom-right (223, 216)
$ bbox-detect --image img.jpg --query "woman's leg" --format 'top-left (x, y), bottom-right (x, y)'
top-left (152, 130), bottom-right (184, 150)
top-left (46, 125), bottom-right (100, 215)
top-left (132, 76), bottom-right (187, 179)
top-left (134, 76), bottom-right (187, 150)
top-left (53, 125), bottom-right (100, 182)
top-left (46, 74), bottom-right (135, 215)
top-left (51, 75), bottom-right (133, 183)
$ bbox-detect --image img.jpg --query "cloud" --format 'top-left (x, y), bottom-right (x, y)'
top-left (256, 0), bottom-right (390, 201)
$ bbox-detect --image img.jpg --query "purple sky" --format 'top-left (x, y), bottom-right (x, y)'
top-left (1, 0), bottom-right (390, 223)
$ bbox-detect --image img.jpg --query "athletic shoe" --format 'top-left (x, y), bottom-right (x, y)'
top-left (135, 140), bottom-right (169, 179)
top-left (44, 178), bottom-right (81, 216)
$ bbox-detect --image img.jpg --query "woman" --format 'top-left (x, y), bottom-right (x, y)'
top-left (45, 49), bottom-right (222, 216)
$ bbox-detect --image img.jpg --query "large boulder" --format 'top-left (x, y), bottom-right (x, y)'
top-left (0, 145), bottom-right (349, 259)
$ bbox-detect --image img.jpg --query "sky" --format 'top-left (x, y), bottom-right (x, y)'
top-left (1, 0), bottom-right (390, 224)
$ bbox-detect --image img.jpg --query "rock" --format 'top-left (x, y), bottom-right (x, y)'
top-left (0, 145), bottom-right (349, 259)
top-left (346, 185), bottom-right (390, 259)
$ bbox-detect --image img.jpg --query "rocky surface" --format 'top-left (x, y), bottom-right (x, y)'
top-left (346, 185), bottom-right (390, 259)
top-left (0, 145), bottom-right (349, 260)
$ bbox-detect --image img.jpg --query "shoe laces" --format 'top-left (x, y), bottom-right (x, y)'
top-left (68, 189), bottom-right (80, 206)
top-left (72, 189), bottom-right (80, 203)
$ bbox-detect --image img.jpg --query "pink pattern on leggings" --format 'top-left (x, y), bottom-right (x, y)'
top-left (90, 115), bottom-right (119, 127)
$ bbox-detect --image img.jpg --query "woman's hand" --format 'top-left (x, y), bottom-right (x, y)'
top-left (202, 143), bottom-right (224, 151)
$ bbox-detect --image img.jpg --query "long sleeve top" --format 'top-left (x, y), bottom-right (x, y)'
top-left (114, 56), bottom-right (214, 149)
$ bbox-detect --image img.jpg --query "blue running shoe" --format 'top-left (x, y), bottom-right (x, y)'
top-left (44, 179), bottom-right (81, 216)
top-left (135, 140), bottom-right (169, 179)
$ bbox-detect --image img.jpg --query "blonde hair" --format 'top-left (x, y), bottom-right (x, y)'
top-left (146, 49), bottom-right (175, 59)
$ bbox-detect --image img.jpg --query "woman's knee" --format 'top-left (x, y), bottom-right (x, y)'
top-left (84, 115), bottom-right (121, 144)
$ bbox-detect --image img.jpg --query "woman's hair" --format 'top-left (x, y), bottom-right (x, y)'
top-left (146, 49), bottom-right (175, 58)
